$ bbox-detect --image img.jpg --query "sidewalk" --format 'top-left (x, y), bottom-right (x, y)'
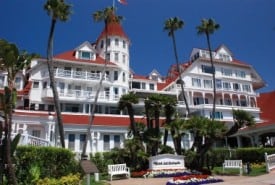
top-left (109, 171), bottom-right (275, 185)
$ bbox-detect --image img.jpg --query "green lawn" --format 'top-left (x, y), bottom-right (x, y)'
top-left (212, 166), bottom-right (267, 176)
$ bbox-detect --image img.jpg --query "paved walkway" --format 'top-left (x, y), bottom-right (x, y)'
top-left (109, 171), bottom-right (275, 185)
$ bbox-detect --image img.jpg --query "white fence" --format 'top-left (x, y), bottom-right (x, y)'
top-left (265, 152), bottom-right (275, 172)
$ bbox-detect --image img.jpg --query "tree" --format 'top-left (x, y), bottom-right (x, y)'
top-left (226, 109), bottom-right (255, 136)
top-left (162, 95), bottom-right (177, 146)
top-left (82, 7), bottom-right (123, 157)
top-left (44, 0), bottom-right (72, 148)
top-left (164, 17), bottom-right (190, 116)
top-left (185, 116), bottom-right (227, 170)
top-left (196, 18), bottom-right (220, 121)
top-left (165, 117), bottom-right (186, 155)
top-left (118, 92), bottom-right (139, 138)
top-left (0, 39), bottom-right (34, 185)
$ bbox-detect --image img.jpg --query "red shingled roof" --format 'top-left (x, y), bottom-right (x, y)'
top-left (53, 50), bottom-right (117, 66)
top-left (97, 21), bottom-right (129, 43)
top-left (257, 91), bottom-right (275, 124)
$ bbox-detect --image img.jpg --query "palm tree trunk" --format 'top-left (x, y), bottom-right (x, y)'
top-left (128, 106), bottom-right (137, 137)
top-left (171, 32), bottom-right (190, 116)
top-left (46, 18), bottom-right (65, 148)
top-left (82, 22), bottom-right (108, 157)
top-left (206, 33), bottom-right (216, 121)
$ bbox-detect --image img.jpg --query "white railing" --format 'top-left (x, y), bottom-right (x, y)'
top-left (54, 69), bottom-right (110, 82)
top-left (265, 152), bottom-right (275, 172)
top-left (19, 134), bottom-right (51, 147)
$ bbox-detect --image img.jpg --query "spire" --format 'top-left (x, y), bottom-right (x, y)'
top-left (96, 13), bottom-right (129, 44)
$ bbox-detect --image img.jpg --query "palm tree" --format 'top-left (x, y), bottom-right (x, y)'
top-left (118, 92), bottom-right (139, 137)
top-left (226, 109), bottom-right (255, 136)
top-left (162, 95), bottom-right (177, 146)
top-left (196, 18), bottom-right (220, 121)
top-left (185, 116), bottom-right (226, 170)
top-left (44, 0), bottom-right (72, 148)
top-left (82, 7), bottom-right (123, 157)
top-left (164, 17), bottom-right (190, 116)
top-left (0, 39), bottom-right (34, 185)
top-left (165, 117), bottom-right (186, 155)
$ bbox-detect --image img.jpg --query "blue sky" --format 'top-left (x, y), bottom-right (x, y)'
top-left (1, 0), bottom-right (274, 93)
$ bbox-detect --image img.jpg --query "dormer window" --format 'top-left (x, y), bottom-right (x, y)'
top-left (80, 51), bottom-right (93, 60)
top-left (219, 53), bottom-right (231, 62)
top-left (122, 40), bottom-right (126, 49)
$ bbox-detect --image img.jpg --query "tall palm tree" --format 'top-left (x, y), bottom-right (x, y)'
top-left (196, 18), bottom-right (220, 121)
top-left (0, 39), bottom-right (33, 185)
top-left (164, 17), bottom-right (190, 116)
top-left (44, 0), bottom-right (72, 148)
top-left (82, 7), bottom-right (123, 157)
top-left (118, 92), bottom-right (139, 137)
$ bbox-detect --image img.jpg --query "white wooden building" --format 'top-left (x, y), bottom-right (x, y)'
top-left (1, 13), bottom-right (272, 156)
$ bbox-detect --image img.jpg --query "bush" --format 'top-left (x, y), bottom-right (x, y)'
top-left (15, 146), bottom-right (81, 184)
top-left (36, 173), bottom-right (81, 185)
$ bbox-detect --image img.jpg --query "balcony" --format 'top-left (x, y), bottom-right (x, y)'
top-left (49, 69), bottom-right (111, 82)
top-left (42, 88), bottom-right (120, 102)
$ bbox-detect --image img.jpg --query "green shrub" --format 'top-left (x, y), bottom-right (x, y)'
top-left (15, 146), bottom-right (81, 184)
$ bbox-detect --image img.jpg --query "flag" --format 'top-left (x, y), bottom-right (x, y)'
top-left (118, 0), bottom-right (127, 5)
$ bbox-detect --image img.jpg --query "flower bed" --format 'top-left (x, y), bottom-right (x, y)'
top-left (166, 174), bottom-right (223, 185)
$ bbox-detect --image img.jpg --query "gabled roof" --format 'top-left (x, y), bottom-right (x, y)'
top-left (54, 50), bottom-right (117, 66)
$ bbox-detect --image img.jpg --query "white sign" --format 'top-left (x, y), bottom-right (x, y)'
top-left (149, 154), bottom-right (185, 170)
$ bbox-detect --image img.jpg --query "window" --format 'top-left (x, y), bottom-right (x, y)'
top-left (115, 38), bottom-right (119, 46)
top-left (233, 83), bottom-right (240, 91)
top-left (114, 87), bottom-right (119, 96)
top-left (43, 81), bottom-right (47, 89)
top-left (80, 51), bottom-right (91, 60)
top-left (216, 79), bottom-right (222, 89)
top-left (141, 82), bottom-right (146, 89)
top-left (242, 84), bottom-right (251, 92)
top-left (79, 134), bottom-right (86, 151)
top-left (193, 97), bottom-right (204, 105)
top-left (114, 52), bottom-right (119, 62)
top-left (203, 79), bottom-right (212, 88)
top-left (38, 104), bottom-right (45, 111)
top-left (15, 77), bottom-right (21, 89)
top-left (192, 78), bottom-right (201, 87)
top-left (64, 67), bottom-right (72, 77)
top-left (100, 40), bottom-right (104, 48)
top-left (58, 82), bottom-right (65, 93)
top-left (32, 130), bottom-right (41, 138)
top-left (68, 134), bottom-right (75, 150)
top-left (240, 99), bottom-right (247, 106)
top-left (219, 53), bottom-right (230, 61)
top-left (222, 82), bottom-right (231, 90)
top-left (122, 54), bottom-right (126, 64)
top-left (201, 65), bottom-right (214, 74)
top-left (149, 83), bottom-right (154, 90)
top-left (107, 38), bottom-right (111, 47)
top-left (224, 99), bottom-right (232, 105)
top-left (106, 53), bottom-right (110, 61)
top-left (122, 72), bottom-right (126, 82)
top-left (122, 40), bottom-right (126, 48)
top-left (33, 81), bottom-right (39, 88)
top-left (236, 70), bottom-right (246, 78)
top-left (103, 135), bottom-right (110, 151)
top-left (210, 111), bottom-right (223, 119)
top-left (48, 104), bottom-right (54, 111)
top-left (132, 82), bottom-right (140, 89)
top-left (222, 68), bottom-right (232, 76)
top-left (114, 135), bottom-right (120, 148)
top-left (114, 71), bottom-right (118, 81)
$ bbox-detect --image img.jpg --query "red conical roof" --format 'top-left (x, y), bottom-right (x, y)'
top-left (96, 20), bottom-right (129, 43)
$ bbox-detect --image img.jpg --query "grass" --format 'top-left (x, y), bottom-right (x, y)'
top-left (212, 165), bottom-right (267, 176)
